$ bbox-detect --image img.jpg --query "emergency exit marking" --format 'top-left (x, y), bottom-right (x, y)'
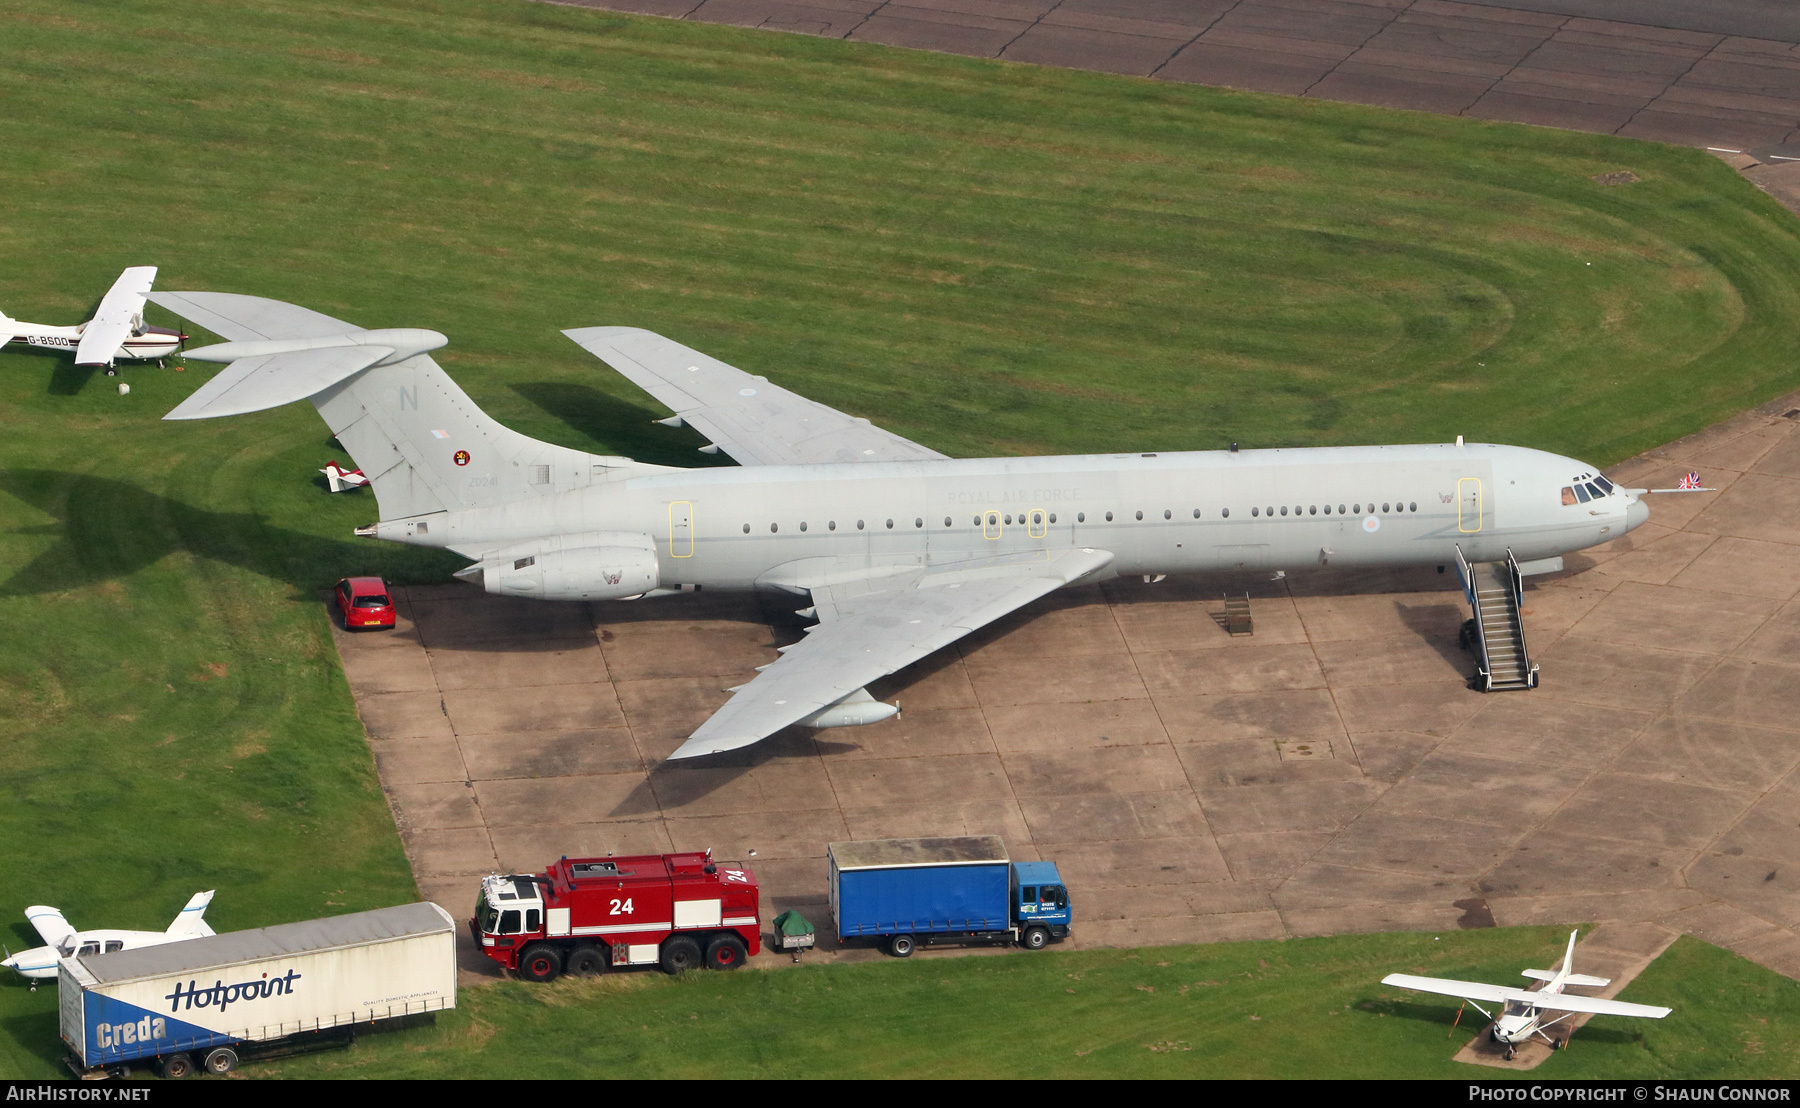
top-left (1277, 741), bottom-right (1333, 762)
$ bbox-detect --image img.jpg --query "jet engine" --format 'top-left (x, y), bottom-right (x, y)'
top-left (459, 532), bottom-right (659, 601)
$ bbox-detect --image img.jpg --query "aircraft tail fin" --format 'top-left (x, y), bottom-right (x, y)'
top-left (167, 890), bottom-right (216, 938)
top-left (151, 291), bottom-right (633, 526)
top-left (24, 906), bottom-right (76, 949)
top-left (1561, 929), bottom-right (1579, 979)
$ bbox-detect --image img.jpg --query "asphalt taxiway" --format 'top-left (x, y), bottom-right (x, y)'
top-left (547, 0), bottom-right (1800, 153)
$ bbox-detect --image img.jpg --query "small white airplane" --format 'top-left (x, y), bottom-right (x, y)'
top-left (1, 266), bottom-right (185, 374)
top-left (322, 460), bottom-right (370, 493)
top-left (1, 891), bottom-right (216, 987)
top-left (1382, 930), bottom-right (1671, 1059)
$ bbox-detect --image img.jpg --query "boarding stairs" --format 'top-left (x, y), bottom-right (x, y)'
top-left (1455, 547), bottom-right (1539, 692)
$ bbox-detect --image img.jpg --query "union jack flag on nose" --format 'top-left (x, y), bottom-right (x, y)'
top-left (1678, 471), bottom-right (1701, 490)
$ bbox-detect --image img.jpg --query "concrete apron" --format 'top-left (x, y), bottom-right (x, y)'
top-left (1450, 921), bottom-right (1679, 1070)
top-left (326, 383), bottom-right (1800, 989)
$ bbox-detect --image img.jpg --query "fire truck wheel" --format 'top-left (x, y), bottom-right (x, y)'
top-left (705, 934), bottom-right (748, 970)
top-left (1022, 926), bottom-right (1049, 951)
top-left (203, 1047), bottom-right (238, 1075)
top-left (518, 943), bottom-right (563, 983)
top-left (566, 945), bottom-right (607, 978)
top-left (661, 935), bottom-right (703, 975)
top-left (888, 934), bottom-right (915, 958)
top-left (159, 1053), bottom-right (195, 1080)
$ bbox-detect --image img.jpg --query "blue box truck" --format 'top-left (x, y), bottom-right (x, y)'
top-left (827, 837), bottom-right (1071, 957)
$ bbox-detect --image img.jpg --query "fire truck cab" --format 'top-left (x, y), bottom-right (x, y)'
top-left (472, 851), bottom-right (760, 982)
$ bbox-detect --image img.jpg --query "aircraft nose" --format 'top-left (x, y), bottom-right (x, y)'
top-left (1626, 497), bottom-right (1649, 533)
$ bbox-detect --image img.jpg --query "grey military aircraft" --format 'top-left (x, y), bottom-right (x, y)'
top-left (150, 291), bottom-right (1651, 759)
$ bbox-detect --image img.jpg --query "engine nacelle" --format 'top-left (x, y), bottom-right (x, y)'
top-left (467, 532), bottom-right (659, 601)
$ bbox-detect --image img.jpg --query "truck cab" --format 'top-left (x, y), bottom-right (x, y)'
top-left (1012, 861), bottom-right (1071, 949)
top-left (473, 874), bottom-right (544, 955)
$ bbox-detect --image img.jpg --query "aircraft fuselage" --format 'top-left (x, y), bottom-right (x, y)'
top-left (394, 441), bottom-right (1645, 585)
top-left (8, 322), bottom-right (183, 362)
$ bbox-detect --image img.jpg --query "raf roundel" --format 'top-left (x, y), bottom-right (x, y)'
top-left (453, 450), bottom-right (470, 467)
top-left (1362, 515), bottom-right (1381, 533)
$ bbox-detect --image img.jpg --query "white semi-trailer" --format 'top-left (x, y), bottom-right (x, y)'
top-left (59, 902), bottom-right (457, 1078)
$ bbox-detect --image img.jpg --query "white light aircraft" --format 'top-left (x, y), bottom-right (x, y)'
top-left (1382, 930), bottom-right (1672, 1058)
top-left (1, 891), bottom-right (216, 987)
top-left (322, 460), bottom-right (370, 493)
top-left (2, 267), bottom-right (185, 373)
top-left (150, 290), bottom-right (1666, 760)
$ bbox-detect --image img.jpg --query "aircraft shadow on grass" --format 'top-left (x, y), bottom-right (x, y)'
top-left (1360, 995), bottom-right (1642, 1048)
top-left (0, 470), bottom-right (462, 600)
top-left (510, 381), bottom-right (739, 471)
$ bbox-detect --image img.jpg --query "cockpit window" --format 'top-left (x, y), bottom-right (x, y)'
top-left (1593, 475), bottom-right (1614, 494)
top-left (1573, 485), bottom-right (1592, 504)
top-left (1561, 487), bottom-right (1577, 506)
top-left (1584, 483), bottom-right (1604, 500)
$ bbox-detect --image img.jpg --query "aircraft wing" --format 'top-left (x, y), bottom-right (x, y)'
top-left (74, 266), bottom-right (157, 366)
top-left (669, 547), bottom-right (1115, 758)
top-left (24, 906), bottom-right (75, 949)
top-left (148, 291), bottom-right (360, 341)
top-left (1383, 974), bottom-right (1513, 1005)
top-left (1382, 975), bottom-right (1671, 1019)
top-left (562, 326), bottom-right (948, 466)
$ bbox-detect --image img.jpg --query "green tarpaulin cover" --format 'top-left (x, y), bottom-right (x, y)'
top-left (774, 909), bottom-right (813, 937)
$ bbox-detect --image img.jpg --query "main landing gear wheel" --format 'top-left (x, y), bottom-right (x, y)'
top-left (203, 1047), bottom-right (238, 1075)
top-left (705, 934), bottom-right (747, 970)
top-left (517, 943), bottom-right (563, 983)
top-left (888, 934), bottom-right (915, 958)
top-left (565, 945), bottom-right (607, 978)
top-left (1022, 926), bottom-right (1049, 951)
top-left (158, 1052), bottom-right (194, 1079)
top-left (661, 935), bottom-right (702, 975)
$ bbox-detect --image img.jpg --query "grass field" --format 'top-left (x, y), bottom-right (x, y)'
top-left (262, 930), bottom-right (1800, 1079)
top-left (3, 0), bottom-right (1800, 1080)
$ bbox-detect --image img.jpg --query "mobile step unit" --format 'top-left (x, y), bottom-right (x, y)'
top-left (59, 902), bottom-right (457, 1079)
top-left (471, 850), bottom-right (761, 981)
top-left (828, 837), bottom-right (1071, 957)
top-left (1455, 545), bottom-right (1541, 691)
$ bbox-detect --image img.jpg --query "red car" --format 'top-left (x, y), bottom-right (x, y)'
top-left (333, 577), bottom-right (396, 629)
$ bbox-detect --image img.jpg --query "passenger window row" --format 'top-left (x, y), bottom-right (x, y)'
top-left (740, 500), bottom-right (1423, 533)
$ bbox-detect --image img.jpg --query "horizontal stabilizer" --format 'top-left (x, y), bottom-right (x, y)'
top-left (1522, 968), bottom-right (1611, 987)
top-left (148, 291), bottom-right (359, 342)
top-left (164, 346), bottom-right (391, 420)
top-left (74, 266), bottom-right (157, 366)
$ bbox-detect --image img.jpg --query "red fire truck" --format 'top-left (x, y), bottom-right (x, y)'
top-left (471, 851), bottom-right (760, 981)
